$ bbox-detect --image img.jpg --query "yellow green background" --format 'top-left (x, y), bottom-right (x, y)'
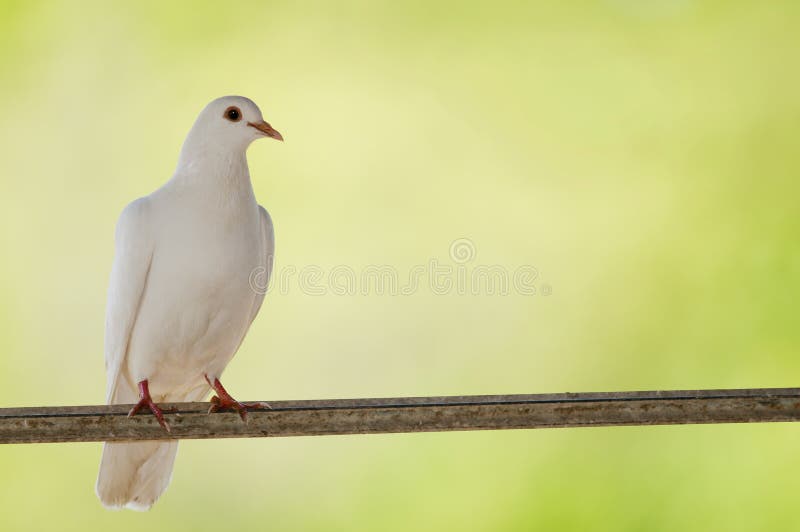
top-left (1, 0), bottom-right (799, 530)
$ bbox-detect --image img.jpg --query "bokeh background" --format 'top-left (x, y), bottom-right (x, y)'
top-left (1, 0), bottom-right (799, 530)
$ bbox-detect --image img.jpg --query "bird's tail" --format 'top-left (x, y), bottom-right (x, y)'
top-left (96, 440), bottom-right (179, 511)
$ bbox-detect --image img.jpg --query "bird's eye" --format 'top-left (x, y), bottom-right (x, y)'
top-left (224, 106), bottom-right (242, 122)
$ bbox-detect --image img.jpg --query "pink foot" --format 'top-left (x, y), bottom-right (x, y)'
top-left (205, 376), bottom-right (270, 422)
top-left (128, 379), bottom-right (171, 432)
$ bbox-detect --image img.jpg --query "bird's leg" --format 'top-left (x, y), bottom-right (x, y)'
top-left (205, 375), bottom-right (270, 422)
top-left (128, 379), bottom-right (171, 432)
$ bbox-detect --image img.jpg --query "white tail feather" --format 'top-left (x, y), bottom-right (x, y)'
top-left (96, 440), bottom-right (179, 511)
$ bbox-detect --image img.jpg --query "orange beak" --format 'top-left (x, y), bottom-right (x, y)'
top-left (247, 120), bottom-right (284, 141)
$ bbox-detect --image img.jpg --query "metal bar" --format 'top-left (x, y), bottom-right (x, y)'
top-left (2, 388), bottom-right (799, 444)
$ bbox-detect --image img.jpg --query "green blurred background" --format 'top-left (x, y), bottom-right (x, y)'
top-left (1, 0), bottom-right (799, 530)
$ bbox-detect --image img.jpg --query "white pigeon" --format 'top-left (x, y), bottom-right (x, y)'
top-left (96, 95), bottom-right (282, 511)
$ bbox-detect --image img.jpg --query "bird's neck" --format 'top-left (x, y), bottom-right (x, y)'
top-left (173, 142), bottom-right (252, 189)
top-left (168, 146), bottom-right (258, 217)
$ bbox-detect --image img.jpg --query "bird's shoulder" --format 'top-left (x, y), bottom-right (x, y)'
top-left (117, 196), bottom-right (151, 226)
top-left (257, 204), bottom-right (273, 225)
top-left (114, 196), bottom-right (155, 245)
top-left (258, 204), bottom-right (275, 243)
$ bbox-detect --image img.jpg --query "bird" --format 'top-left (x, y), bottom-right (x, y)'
top-left (95, 95), bottom-right (282, 511)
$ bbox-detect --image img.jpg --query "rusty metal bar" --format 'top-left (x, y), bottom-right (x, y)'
top-left (2, 388), bottom-right (799, 444)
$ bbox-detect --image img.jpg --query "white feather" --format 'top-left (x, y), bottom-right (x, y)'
top-left (96, 96), bottom-right (278, 510)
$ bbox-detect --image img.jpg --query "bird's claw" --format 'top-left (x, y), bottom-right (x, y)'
top-left (208, 395), bottom-right (271, 423)
top-left (207, 395), bottom-right (269, 422)
top-left (128, 396), bottom-right (171, 432)
top-left (204, 376), bottom-right (270, 423)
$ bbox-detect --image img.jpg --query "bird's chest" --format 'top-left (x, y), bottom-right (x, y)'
top-left (147, 202), bottom-right (261, 320)
top-left (173, 219), bottom-right (257, 272)
top-left (136, 208), bottom-right (262, 368)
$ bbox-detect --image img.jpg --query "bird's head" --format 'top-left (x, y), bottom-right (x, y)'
top-left (185, 95), bottom-right (283, 153)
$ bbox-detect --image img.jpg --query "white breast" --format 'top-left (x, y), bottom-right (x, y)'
top-left (125, 181), bottom-right (263, 397)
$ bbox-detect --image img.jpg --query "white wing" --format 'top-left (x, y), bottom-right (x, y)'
top-left (223, 205), bottom-right (274, 365)
top-left (104, 198), bottom-right (154, 403)
top-left (248, 205), bottom-right (275, 324)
